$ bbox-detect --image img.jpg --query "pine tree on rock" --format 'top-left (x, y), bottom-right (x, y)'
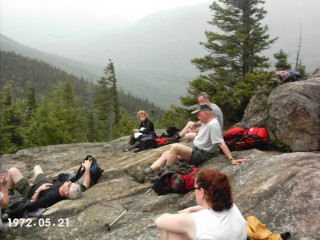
top-left (182, 0), bottom-right (277, 122)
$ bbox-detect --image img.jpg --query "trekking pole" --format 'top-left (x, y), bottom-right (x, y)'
top-left (105, 187), bottom-right (153, 231)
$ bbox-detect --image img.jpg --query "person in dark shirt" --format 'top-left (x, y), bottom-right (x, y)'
top-left (6, 160), bottom-right (92, 211)
top-left (124, 110), bottom-right (157, 151)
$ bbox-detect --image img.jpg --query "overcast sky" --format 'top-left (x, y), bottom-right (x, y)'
top-left (0, 0), bottom-right (210, 42)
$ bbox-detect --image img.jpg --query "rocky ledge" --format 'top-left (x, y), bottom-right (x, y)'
top-left (0, 137), bottom-right (319, 240)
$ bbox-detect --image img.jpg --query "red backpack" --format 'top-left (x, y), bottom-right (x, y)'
top-left (153, 162), bottom-right (199, 195)
top-left (224, 127), bottom-right (269, 151)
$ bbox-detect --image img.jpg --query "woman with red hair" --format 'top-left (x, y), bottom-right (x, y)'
top-left (155, 168), bottom-right (247, 240)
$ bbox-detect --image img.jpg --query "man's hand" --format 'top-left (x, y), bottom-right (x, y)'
top-left (0, 175), bottom-right (7, 186)
top-left (82, 159), bottom-right (92, 169)
top-left (231, 159), bottom-right (246, 165)
top-left (38, 183), bottom-right (53, 192)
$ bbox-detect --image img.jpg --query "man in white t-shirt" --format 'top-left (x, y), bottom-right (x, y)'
top-left (169, 92), bottom-right (224, 143)
top-left (129, 104), bottom-right (245, 183)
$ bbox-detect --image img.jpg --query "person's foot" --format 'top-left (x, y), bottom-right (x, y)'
top-left (127, 169), bottom-right (147, 183)
top-left (166, 134), bottom-right (180, 144)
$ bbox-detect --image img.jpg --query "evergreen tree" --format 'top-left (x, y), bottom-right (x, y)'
top-left (50, 80), bottom-right (88, 142)
top-left (24, 81), bottom-right (88, 146)
top-left (94, 66), bottom-right (112, 141)
top-left (94, 59), bottom-right (121, 141)
top-left (0, 84), bottom-right (23, 153)
top-left (273, 49), bottom-right (291, 70)
top-left (25, 84), bottom-right (37, 120)
top-left (295, 60), bottom-right (307, 79)
top-left (182, 0), bottom-right (277, 123)
top-left (105, 59), bottom-right (121, 125)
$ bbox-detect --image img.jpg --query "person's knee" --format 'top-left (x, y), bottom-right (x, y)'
top-left (185, 121), bottom-right (194, 128)
top-left (170, 143), bottom-right (181, 152)
top-left (185, 133), bottom-right (196, 141)
top-left (33, 165), bottom-right (43, 172)
top-left (7, 167), bottom-right (24, 184)
top-left (8, 167), bottom-right (20, 176)
top-left (33, 165), bottom-right (41, 170)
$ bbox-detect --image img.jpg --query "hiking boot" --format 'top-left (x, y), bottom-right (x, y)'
top-left (166, 133), bottom-right (181, 144)
top-left (128, 169), bottom-right (147, 183)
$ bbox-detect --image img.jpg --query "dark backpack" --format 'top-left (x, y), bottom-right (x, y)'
top-left (224, 127), bottom-right (269, 151)
top-left (53, 155), bottom-right (103, 186)
top-left (137, 138), bottom-right (159, 152)
top-left (1, 195), bottom-right (32, 220)
top-left (160, 127), bottom-right (180, 138)
top-left (153, 162), bottom-right (199, 195)
top-left (275, 70), bottom-right (302, 83)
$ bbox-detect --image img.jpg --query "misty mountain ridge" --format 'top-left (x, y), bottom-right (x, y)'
top-left (1, 0), bottom-right (319, 108)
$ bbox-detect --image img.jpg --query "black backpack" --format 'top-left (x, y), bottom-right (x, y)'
top-left (160, 127), bottom-right (180, 138)
top-left (153, 162), bottom-right (199, 195)
top-left (1, 195), bottom-right (32, 220)
top-left (53, 155), bottom-right (103, 186)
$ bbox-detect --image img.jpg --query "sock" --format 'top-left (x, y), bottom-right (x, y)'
top-left (144, 167), bottom-right (153, 175)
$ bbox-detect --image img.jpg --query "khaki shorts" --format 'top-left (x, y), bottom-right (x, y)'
top-left (15, 173), bottom-right (48, 198)
top-left (190, 146), bottom-right (215, 166)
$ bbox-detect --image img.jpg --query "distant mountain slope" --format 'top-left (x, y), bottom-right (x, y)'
top-left (0, 34), bottom-right (103, 83)
top-left (1, 1), bottom-right (319, 108)
top-left (0, 3), bottom-right (212, 108)
top-left (0, 51), bottom-right (163, 118)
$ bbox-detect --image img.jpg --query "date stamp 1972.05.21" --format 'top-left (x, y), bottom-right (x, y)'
top-left (8, 218), bottom-right (70, 228)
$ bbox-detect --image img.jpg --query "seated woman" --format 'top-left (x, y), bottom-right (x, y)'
top-left (124, 110), bottom-right (157, 151)
top-left (155, 168), bottom-right (247, 240)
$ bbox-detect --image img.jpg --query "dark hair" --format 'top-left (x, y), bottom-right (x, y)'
top-left (196, 169), bottom-right (233, 211)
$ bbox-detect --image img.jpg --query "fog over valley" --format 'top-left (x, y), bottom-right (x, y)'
top-left (1, 0), bottom-right (319, 108)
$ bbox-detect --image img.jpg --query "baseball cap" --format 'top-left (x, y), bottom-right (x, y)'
top-left (191, 104), bottom-right (212, 114)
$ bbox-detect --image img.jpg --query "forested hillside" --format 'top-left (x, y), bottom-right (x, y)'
top-left (0, 51), bottom-right (163, 117)
top-left (0, 51), bottom-right (163, 154)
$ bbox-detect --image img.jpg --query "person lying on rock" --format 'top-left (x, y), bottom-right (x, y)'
top-left (128, 104), bottom-right (245, 183)
top-left (6, 159), bottom-right (92, 211)
top-left (155, 168), bottom-right (247, 240)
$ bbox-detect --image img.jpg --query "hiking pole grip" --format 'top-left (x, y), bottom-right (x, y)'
top-left (105, 187), bottom-right (153, 231)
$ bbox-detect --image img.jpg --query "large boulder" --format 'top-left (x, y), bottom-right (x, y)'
top-left (0, 140), bottom-right (319, 240)
top-left (241, 77), bottom-right (320, 151)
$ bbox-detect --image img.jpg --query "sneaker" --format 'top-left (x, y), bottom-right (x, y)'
top-left (128, 169), bottom-right (147, 183)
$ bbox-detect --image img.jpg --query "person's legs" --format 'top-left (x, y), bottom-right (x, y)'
top-left (184, 132), bottom-right (197, 142)
top-left (149, 151), bottom-right (170, 172)
top-left (129, 150), bottom-right (171, 183)
top-left (7, 167), bottom-right (24, 191)
top-left (33, 165), bottom-right (44, 177)
top-left (178, 121), bottom-right (195, 138)
top-left (166, 144), bottom-right (193, 167)
top-left (169, 122), bottom-right (200, 143)
top-left (129, 144), bottom-right (193, 183)
top-left (7, 167), bottom-right (31, 197)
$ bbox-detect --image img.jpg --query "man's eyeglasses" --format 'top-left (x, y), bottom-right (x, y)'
top-left (66, 182), bottom-right (72, 194)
